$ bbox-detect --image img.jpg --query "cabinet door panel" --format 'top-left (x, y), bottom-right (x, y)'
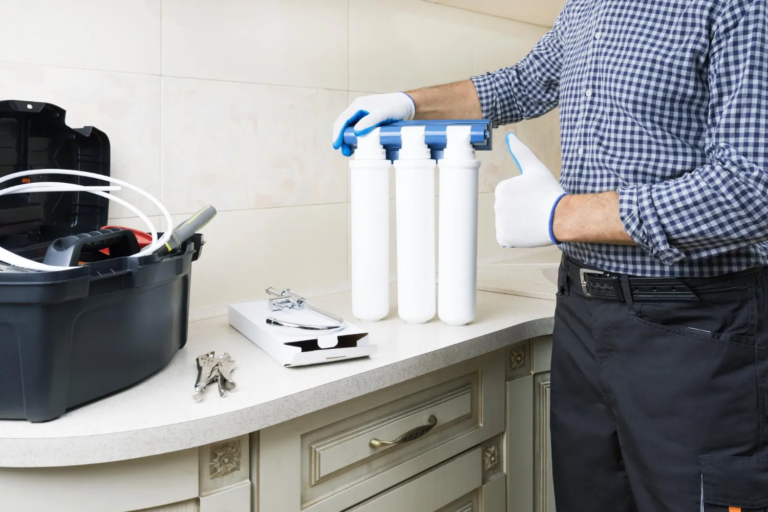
top-left (436, 490), bottom-right (478, 512)
top-left (0, 449), bottom-right (198, 512)
top-left (260, 352), bottom-right (506, 512)
top-left (346, 448), bottom-right (482, 512)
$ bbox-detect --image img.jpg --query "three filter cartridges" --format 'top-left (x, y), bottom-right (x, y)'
top-left (345, 120), bottom-right (492, 326)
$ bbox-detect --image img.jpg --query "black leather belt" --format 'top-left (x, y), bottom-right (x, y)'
top-left (564, 258), bottom-right (698, 302)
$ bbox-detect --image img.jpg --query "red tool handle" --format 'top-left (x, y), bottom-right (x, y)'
top-left (99, 226), bottom-right (154, 255)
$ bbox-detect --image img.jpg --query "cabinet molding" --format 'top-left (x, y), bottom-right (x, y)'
top-left (506, 341), bottom-right (531, 381)
top-left (209, 440), bottom-right (241, 479)
top-left (199, 482), bottom-right (250, 512)
top-left (484, 445), bottom-right (499, 472)
top-left (534, 373), bottom-right (555, 512)
top-left (482, 475), bottom-right (507, 512)
top-left (506, 376), bottom-right (534, 512)
top-left (532, 336), bottom-right (553, 374)
top-left (481, 433), bottom-right (505, 485)
top-left (199, 435), bottom-right (250, 497)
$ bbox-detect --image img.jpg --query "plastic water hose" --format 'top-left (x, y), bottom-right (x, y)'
top-left (0, 169), bottom-right (173, 254)
top-left (0, 170), bottom-right (173, 271)
top-left (0, 183), bottom-right (161, 272)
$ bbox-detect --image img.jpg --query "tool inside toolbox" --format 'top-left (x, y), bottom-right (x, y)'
top-left (0, 100), bottom-right (110, 262)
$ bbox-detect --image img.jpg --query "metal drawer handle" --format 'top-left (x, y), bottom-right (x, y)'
top-left (369, 415), bottom-right (438, 449)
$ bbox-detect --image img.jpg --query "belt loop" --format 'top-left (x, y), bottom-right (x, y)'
top-left (619, 274), bottom-right (634, 307)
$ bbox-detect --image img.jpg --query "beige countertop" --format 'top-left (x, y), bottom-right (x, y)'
top-left (0, 288), bottom-right (555, 468)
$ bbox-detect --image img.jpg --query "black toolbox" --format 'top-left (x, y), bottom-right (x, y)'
top-left (0, 100), bottom-right (202, 422)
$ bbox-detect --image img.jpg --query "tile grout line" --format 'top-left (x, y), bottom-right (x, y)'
top-left (347, 0), bottom-right (351, 93)
top-left (110, 191), bottom-right (496, 222)
top-left (159, 0), bottom-right (164, 229)
top-left (0, 59), bottom-right (162, 78)
top-left (0, 60), bottom-right (350, 95)
top-left (471, 12), bottom-right (476, 77)
top-left (347, 0), bottom-right (351, 281)
top-left (160, 72), bottom-right (349, 94)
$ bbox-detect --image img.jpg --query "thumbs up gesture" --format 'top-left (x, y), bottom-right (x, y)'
top-left (495, 133), bottom-right (567, 248)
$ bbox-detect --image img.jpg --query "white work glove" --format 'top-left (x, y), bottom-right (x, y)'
top-left (332, 92), bottom-right (416, 156)
top-left (495, 133), bottom-right (567, 248)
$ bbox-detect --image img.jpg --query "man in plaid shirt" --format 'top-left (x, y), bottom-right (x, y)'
top-left (333, 1), bottom-right (768, 510)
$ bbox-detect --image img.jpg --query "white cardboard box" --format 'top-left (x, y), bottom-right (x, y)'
top-left (229, 300), bottom-right (376, 367)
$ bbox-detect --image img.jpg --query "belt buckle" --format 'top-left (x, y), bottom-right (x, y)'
top-left (579, 268), bottom-right (605, 298)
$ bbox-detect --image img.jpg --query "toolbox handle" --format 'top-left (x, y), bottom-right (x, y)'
top-left (43, 228), bottom-right (140, 267)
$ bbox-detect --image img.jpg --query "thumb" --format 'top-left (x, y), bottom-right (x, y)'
top-left (506, 132), bottom-right (550, 177)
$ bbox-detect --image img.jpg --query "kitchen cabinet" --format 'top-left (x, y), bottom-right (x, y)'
top-left (0, 340), bottom-right (556, 512)
top-left (422, 0), bottom-right (566, 28)
top-left (0, 290), bottom-right (557, 512)
top-left (507, 336), bottom-right (555, 512)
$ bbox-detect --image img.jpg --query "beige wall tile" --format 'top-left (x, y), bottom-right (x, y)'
top-left (162, 0), bottom-right (348, 90)
top-left (0, 63), bottom-right (161, 219)
top-left (0, 0), bottom-right (161, 74)
top-left (184, 204), bottom-right (348, 307)
top-left (106, 216), bottom-right (161, 233)
top-left (350, 0), bottom-right (473, 93)
top-left (472, 13), bottom-right (549, 76)
top-left (161, 77), bottom-right (348, 215)
top-left (425, 0), bottom-right (566, 28)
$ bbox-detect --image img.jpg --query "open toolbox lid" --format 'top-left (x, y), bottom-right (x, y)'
top-left (0, 100), bottom-right (110, 262)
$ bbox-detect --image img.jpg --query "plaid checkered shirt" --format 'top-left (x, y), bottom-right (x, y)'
top-left (471, 0), bottom-right (768, 277)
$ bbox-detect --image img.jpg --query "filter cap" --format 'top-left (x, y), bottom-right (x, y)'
top-left (354, 128), bottom-right (386, 160)
top-left (399, 126), bottom-right (431, 160)
top-left (443, 125), bottom-right (475, 160)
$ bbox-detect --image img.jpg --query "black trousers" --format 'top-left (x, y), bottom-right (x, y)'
top-left (551, 257), bottom-right (768, 512)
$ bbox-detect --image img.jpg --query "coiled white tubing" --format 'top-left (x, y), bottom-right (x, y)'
top-left (0, 170), bottom-right (174, 272)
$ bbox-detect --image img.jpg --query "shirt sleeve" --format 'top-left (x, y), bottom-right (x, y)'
top-left (618, 0), bottom-right (768, 266)
top-left (470, 10), bottom-right (566, 128)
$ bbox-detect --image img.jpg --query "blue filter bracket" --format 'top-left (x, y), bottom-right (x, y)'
top-left (343, 120), bottom-right (492, 161)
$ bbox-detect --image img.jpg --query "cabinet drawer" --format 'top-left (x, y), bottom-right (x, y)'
top-left (259, 352), bottom-right (506, 512)
top-left (346, 448), bottom-right (482, 512)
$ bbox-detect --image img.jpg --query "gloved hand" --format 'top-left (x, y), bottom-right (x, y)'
top-left (495, 132), bottom-right (567, 248)
top-left (332, 92), bottom-right (416, 156)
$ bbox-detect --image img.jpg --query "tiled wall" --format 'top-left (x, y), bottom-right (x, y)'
top-left (0, 0), bottom-right (560, 309)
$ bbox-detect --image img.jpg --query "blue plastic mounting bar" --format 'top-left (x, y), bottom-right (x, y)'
top-left (342, 119), bottom-right (493, 161)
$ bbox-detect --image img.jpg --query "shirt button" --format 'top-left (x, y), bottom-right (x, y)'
top-left (594, 32), bottom-right (602, 40)
top-left (578, 147), bottom-right (584, 155)
top-left (585, 89), bottom-right (593, 98)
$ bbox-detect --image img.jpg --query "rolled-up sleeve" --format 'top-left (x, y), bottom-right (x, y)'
top-left (618, 0), bottom-right (768, 265)
top-left (471, 11), bottom-right (566, 127)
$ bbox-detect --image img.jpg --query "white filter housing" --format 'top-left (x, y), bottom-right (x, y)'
top-left (394, 126), bottom-right (436, 324)
top-left (438, 126), bottom-right (481, 326)
top-left (350, 129), bottom-right (390, 322)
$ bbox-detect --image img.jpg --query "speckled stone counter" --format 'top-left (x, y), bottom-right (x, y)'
top-left (0, 290), bottom-right (555, 468)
